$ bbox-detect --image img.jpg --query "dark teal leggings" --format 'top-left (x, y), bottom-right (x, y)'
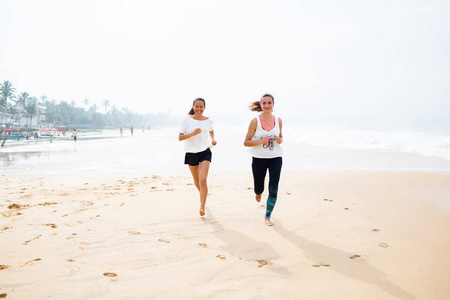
top-left (252, 157), bottom-right (283, 218)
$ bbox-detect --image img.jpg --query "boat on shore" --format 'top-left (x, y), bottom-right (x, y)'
top-left (0, 134), bottom-right (24, 140)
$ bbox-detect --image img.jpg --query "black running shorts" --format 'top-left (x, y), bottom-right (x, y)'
top-left (184, 148), bottom-right (212, 166)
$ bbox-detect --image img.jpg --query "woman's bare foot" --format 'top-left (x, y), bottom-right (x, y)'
top-left (199, 208), bottom-right (206, 216)
top-left (255, 194), bottom-right (262, 202)
top-left (265, 217), bottom-right (274, 226)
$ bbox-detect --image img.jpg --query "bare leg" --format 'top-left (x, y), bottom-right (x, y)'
top-left (188, 165), bottom-right (204, 215)
top-left (197, 161), bottom-right (210, 215)
top-left (255, 194), bottom-right (261, 202)
top-left (188, 165), bottom-right (200, 191)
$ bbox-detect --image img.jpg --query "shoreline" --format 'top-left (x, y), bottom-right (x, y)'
top-left (1, 170), bottom-right (449, 299)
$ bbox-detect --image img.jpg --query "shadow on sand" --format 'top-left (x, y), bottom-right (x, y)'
top-left (274, 221), bottom-right (415, 300)
top-left (203, 210), bottom-right (290, 275)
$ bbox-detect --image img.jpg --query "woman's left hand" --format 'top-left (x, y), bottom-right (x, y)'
top-left (211, 140), bottom-right (217, 146)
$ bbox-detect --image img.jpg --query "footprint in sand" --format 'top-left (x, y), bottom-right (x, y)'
top-left (38, 202), bottom-right (58, 206)
top-left (378, 242), bottom-right (389, 248)
top-left (256, 259), bottom-right (270, 267)
top-left (21, 258), bottom-right (41, 267)
top-left (323, 198), bottom-right (334, 202)
top-left (0, 265), bottom-right (10, 270)
top-left (259, 205), bottom-right (266, 209)
top-left (216, 255), bottom-right (226, 260)
top-left (103, 272), bottom-right (118, 277)
top-left (286, 192), bottom-right (291, 195)
top-left (128, 231), bottom-right (141, 235)
top-left (23, 235), bottom-right (41, 245)
top-left (372, 229), bottom-right (381, 233)
top-left (198, 243), bottom-right (207, 248)
top-left (7, 203), bottom-right (27, 211)
top-left (158, 238), bottom-right (170, 243)
top-left (43, 223), bottom-right (57, 229)
top-left (312, 264), bottom-right (330, 268)
top-left (349, 254), bottom-right (361, 259)
top-left (0, 293), bottom-right (7, 298)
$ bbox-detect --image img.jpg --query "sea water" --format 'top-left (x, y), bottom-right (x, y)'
top-left (1, 120), bottom-right (450, 174)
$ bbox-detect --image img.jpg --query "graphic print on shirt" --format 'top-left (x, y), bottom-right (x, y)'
top-left (262, 134), bottom-right (275, 151)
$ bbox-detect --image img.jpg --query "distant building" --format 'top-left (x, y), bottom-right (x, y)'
top-left (0, 111), bottom-right (12, 124)
top-left (37, 104), bottom-right (47, 127)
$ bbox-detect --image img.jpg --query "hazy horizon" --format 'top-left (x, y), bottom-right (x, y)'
top-left (1, 0), bottom-right (449, 124)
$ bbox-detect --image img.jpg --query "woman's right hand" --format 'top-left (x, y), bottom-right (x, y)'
top-left (260, 136), bottom-right (269, 145)
top-left (193, 128), bottom-right (202, 136)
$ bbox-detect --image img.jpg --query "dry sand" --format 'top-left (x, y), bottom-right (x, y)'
top-left (1, 170), bottom-right (449, 299)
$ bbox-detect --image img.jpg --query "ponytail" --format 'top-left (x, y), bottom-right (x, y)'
top-left (249, 93), bottom-right (275, 112)
top-left (188, 98), bottom-right (206, 115)
top-left (249, 101), bottom-right (262, 112)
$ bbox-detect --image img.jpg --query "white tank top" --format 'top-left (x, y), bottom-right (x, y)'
top-left (249, 115), bottom-right (283, 158)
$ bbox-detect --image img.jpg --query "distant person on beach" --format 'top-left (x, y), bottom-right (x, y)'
top-left (120, 127), bottom-right (123, 136)
top-left (179, 98), bottom-right (217, 217)
top-left (72, 129), bottom-right (78, 142)
top-left (130, 126), bottom-right (134, 136)
top-left (244, 93), bottom-right (283, 226)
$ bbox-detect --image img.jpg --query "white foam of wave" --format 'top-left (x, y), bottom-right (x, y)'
top-left (285, 127), bottom-right (450, 160)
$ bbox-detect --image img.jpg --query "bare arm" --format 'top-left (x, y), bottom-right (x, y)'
top-left (244, 118), bottom-right (268, 147)
top-left (209, 130), bottom-right (217, 146)
top-left (275, 118), bottom-right (283, 144)
top-left (178, 128), bottom-right (201, 141)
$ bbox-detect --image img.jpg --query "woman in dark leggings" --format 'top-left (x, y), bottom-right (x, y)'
top-left (244, 94), bottom-right (283, 226)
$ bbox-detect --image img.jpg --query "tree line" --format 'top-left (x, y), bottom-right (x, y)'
top-left (0, 80), bottom-right (178, 130)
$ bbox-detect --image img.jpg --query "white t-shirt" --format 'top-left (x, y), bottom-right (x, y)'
top-left (179, 116), bottom-right (214, 153)
top-left (249, 115), bottom-right (283, 158)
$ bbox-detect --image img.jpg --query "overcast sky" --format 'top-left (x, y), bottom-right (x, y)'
top-left (1, 0), bottom-right (449, 123)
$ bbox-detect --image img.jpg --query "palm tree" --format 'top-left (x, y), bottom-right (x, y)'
top-left (15, 92), bottom-right (30, 127)
top-left (0, 80), bottom-right (16, 123)
top-left (84, 98), bottom-right (90, 108)
top-left (103, 99), bottom-right (110, 114)
top-left (16, 92), bottom-right (29, 108)
top-left (7, 103), bottom-right (18, 124)
top-left (24, 98), bottom-right (37, 128)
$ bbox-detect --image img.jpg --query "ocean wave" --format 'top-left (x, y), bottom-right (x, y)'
top-left (286, 127), bottom-right (450, 160)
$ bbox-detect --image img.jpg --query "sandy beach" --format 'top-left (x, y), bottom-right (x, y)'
top-left (1, 170), bottom-right (449, 299)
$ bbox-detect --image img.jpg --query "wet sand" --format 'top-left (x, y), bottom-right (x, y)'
top-left (1, 170), bottom-right (449, 299)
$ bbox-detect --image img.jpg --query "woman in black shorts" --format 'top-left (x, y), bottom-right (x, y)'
top-left (179, 98), bottom-right (217, 216)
